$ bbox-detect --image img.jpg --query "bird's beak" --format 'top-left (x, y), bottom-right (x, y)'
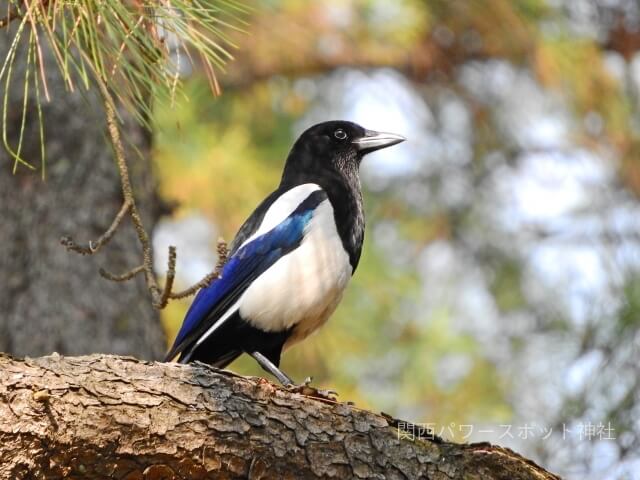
top-left (352, 129), bottom-right (406, 154)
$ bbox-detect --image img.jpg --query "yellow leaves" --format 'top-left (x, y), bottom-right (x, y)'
top-left (490, 258), bottom-right (526, 313)
top-left (535, 38), bottom-right (618, 113)
top-left (388, 309), bottom-right (511, 430)
top-left (427, 0), bottom-right (546, 61)
top-left (534, 36), bottom-right (637, 168)
top-left (154, 86), bottom-right (281, 237)
top-left (465, 0), bottom-right (538, 59)
top-left (619, 143), bottom-right (640, 197)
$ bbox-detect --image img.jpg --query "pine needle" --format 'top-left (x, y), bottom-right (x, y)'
top-left (1, 0), bottom-right (247, 167)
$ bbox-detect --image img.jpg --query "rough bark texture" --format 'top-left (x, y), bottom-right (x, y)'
top-left (0, 354), bottom-right (560, 480)
top-left (0, 21), bottom-right (166, 359)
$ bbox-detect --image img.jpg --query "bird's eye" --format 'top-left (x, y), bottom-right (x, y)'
top-left (334, 129), bottom-right (347, 140)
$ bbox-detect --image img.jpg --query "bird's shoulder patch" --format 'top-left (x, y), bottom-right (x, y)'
top-left (236, 183), bottom-right (325, 250)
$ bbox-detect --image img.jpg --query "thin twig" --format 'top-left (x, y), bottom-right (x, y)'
top-left (168, 239), bottom-right (228, 300)
top-left (61, 200), bottom-right (132, 255)
top-left (95, 73), bottom-right (165, 306)
top-left (156, 246), bottom-right (177, 309)
top-left (99, 265), bottom-right (145, 282)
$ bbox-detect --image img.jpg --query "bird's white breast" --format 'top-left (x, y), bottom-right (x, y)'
top-left (239, 198), bottom-right (352, 348)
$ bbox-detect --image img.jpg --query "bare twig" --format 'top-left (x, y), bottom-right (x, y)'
top-left (216, 238), bottom-right (229, 267)
top-left (63, 69), bottom-right (226, 309)
top-left (99, 265), bottom-right (145, 282)
top-left (157, 246), bottom-right (177, 309)
top-left (61, 200), bottom-right (132, 254)
top-left (168, 239), bottom-right (228, 300)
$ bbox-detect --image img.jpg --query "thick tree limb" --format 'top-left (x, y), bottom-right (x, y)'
top-left (0, 354), bottom-right (559, 479)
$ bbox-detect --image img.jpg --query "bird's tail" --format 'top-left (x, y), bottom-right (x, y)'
top-left (175, 347), bottom-right (241, 370)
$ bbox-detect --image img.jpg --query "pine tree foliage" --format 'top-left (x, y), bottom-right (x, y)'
top-left (1, 0), bottom-right (248, 173)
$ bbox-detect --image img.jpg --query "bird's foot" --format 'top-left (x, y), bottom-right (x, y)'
top-left (287, 377), bottom-right (338, 402)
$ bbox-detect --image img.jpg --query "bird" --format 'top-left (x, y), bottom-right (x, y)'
top-left (164, 120), bottom-right (405, 389)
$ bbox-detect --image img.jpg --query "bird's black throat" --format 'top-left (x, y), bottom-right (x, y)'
top-left (280, 152), bottom-right (365, 271)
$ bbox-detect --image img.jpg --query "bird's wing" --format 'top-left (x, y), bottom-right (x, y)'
top-left (227, 189), bottom-right (282, 256)
top-left (164, 185), bottom-right (326, 362)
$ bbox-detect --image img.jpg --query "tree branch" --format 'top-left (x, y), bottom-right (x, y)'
top-left (61, 73), bottom-right (226, 309)
top-left (99, 264), bottom-right (145, 282)
top-left (61, 200), bottom-right (132, 255)
top-left (0, 353), bottom-right (560, 480)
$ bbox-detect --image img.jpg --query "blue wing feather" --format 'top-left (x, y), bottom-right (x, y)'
top-left (165, 190), bottom-right (325, 361)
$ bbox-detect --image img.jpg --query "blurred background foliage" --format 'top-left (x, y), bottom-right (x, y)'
top-left (151, 1), bottom-right (640, 478)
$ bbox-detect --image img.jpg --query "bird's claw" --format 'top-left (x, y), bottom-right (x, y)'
top-left (286, 377), bottom-right (338, 401)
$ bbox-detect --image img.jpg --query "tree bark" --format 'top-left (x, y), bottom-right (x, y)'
top-left (0, 20), bottom-right (166, 359)
top-left (0, 354), bottom-right (560, 480)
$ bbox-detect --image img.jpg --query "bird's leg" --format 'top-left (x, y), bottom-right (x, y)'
top-left (249, 351), bottom-right (295, 386)
top-left (249, 351), bottom-right (338, 402)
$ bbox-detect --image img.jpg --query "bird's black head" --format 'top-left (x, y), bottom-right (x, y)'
top-left (281, 121), bottom-right (405, 186)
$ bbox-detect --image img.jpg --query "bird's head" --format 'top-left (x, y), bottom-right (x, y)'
top-left (282, 121), bottom-right (405, 183)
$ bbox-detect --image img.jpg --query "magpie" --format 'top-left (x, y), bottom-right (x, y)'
top-left (164, 121), bottom-right (405, 388)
